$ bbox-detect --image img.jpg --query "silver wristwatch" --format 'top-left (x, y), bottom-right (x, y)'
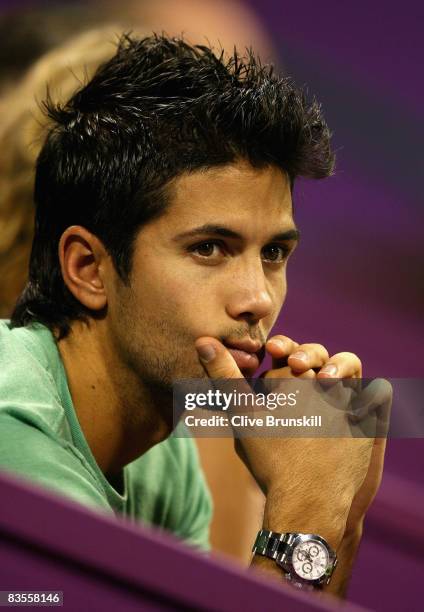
top-left (252, 529), bottom-right (338, 590)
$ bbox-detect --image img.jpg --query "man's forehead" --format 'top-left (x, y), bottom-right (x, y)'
top-left (162, 161), bottom-right (294, 236)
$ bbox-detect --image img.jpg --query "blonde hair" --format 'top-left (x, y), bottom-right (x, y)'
top-left (0, 26), bottom-right (126, 317)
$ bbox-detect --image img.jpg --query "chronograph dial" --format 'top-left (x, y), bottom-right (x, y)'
top-left (252, 529), bottom-right (337, 590)
top-left (292, 540), bottom-right (329, 580)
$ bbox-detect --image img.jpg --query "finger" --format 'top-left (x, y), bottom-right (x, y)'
top-left (293, 369), bottom-right (317, 379)
top-left (288, 343), bottom-right (330, 372)
top-left (316, 351), bottom-right (362, 380)
top-left (349, 378), bottom-right (392, 438)
top-left (195, 337), bottom-right (243, 380)
top-left (259, 365), bottom-right (292, 379)
top-left (263, 366), bottom-right (317, 380)
top-left (195, 337), bottom-right (258, 411)
top-left (265, 335), bottom-right (299, 369)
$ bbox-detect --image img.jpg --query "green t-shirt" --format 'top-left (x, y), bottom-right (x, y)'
top-left (0, 321), bottom-right (212, 550)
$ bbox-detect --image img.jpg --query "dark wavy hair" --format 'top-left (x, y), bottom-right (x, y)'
top-left (12, 33), bottom-right (335, 338)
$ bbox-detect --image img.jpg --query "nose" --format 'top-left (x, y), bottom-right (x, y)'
top-left (225, 261), bottom-right (274, 324)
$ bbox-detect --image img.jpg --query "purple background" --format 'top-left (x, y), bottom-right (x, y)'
top-left (250, 0), bottom-right (423, 376)
top-left (249, 2), bottom-right (424, 610)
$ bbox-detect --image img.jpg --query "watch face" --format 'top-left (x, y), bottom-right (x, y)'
top-left (292, 539), bottom-right (329, 581)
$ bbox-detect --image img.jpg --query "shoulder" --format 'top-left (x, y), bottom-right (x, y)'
top-left (0, 323), bottom-right (110, 511)
top-left (0, 411), bottom-right (112, 513)
top-left (0, 321), bottom-right (70, 437)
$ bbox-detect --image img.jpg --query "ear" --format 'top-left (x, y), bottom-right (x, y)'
top-left (58, 226), bottom-right (109, 311)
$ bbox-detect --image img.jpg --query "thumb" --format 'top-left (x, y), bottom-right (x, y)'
top-left (194, 337), bottom-right (258, 432)
top-left (195, 337), bottom-right (243, 380)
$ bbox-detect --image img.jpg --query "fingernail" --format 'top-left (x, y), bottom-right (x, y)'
top-left (196, 344), bottom-right (216, 363)
top-left (320, 364), bottom-right (338, 376)
top-left (290, 350), bottom-right (308, 362)
top-left (268, 338), bottom-right (285, 350)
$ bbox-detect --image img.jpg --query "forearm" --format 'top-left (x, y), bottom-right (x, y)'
top-left (250, 490), bottom-right (362, 599)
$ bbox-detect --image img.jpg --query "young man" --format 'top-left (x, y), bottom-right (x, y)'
top-left (0, 34), bottom-right (388, 597)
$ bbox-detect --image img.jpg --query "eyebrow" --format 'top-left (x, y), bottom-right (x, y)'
top-left (173, 224), bottom-right (300, 243)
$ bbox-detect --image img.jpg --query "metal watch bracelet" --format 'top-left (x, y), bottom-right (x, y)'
top-left (252, 529), bottom-right (337, 591)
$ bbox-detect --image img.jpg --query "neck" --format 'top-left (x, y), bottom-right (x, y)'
top-left (57, 320), bottom-right (172, 477)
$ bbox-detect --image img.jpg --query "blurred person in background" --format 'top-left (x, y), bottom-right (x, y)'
top-left (0, 0), bottom-right (274, 565)
top-left (0, 3), bottom-right (112, 95)
top-left (120, 0), bottom-right (273, 58)
top-left (0, 0), bottom-right (273, 95)
top-left (0, 27), bottom-right (124, 319)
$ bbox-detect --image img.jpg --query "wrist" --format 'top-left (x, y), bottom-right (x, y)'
top-left (341, 521), bottom-right (364, 547)
top-left (323, 521), bottom-right (363, 598)
top-left (342, 520), bottom-right (364, 544)
top-left (263, 489), bottom-right (348, 551)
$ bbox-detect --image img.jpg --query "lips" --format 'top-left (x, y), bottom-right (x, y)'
top-left (223, 339), bottom-right (264, 373)
top-left (223, 338), bottom-right (262, 353)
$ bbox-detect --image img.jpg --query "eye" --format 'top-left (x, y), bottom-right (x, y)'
top-left (189, 240), bottom-right (224, 258)
top-left (261, 244), bottom-right (289, 263)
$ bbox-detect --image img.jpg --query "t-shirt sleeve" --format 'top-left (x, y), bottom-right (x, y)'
top-left (0, 413), bottom-right (113, 515)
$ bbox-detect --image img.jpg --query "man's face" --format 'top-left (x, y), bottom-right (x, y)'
top-left (107, 160), bottom-right (298, 389)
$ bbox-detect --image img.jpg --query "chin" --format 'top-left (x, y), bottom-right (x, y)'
top-left (171, 361), bottom-right (209, 382)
